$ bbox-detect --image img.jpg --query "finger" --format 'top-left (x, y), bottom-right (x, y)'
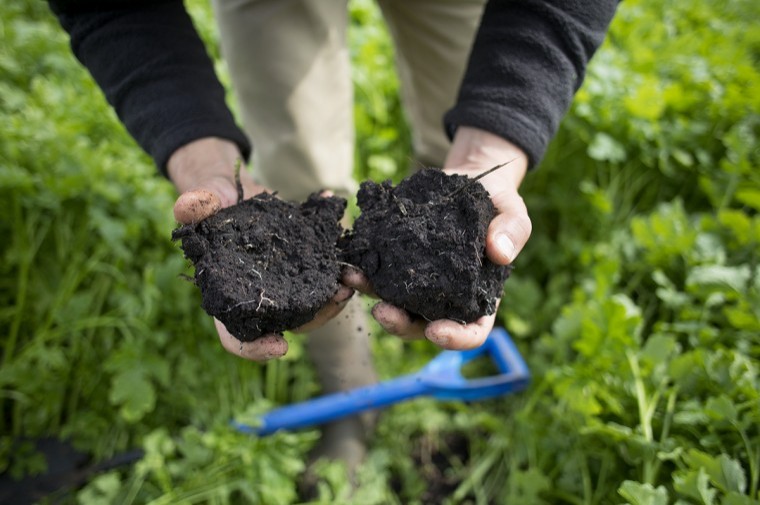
top-left (216, 318), bottom-right (288, 361)
top-left (424, 311), bottom-right (497, 350)
top-left (485, 191), bottom-right (532, 265)
top-left (174, 189), bottom-right (222, 224)
top-left (292, 285), bottom-right (354, 333)
top-left (371, 302), bottom-right (426, 340)
top-left (341, 266), bottom-right (377, 298)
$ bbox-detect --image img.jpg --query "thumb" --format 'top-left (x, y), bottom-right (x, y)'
top-left (173, 189), bottom-right (223, 224)
top-left (485, 193), bottom-right (532, 265)
top-left (173, 174), bottom-right (247, 224)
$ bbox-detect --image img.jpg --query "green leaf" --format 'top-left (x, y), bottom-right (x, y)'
top-left (109, 370), bottom-right (156, 423)
top-left (718, 209), bottom-right (755, 245)
top-left (674, 467), bottom-right (717, 505)
top-left (683, 450), bottom-right (747, 494)
top-left (587, 132), bottom-right (627, 162)
top-left (704, 396), bottom-right (739, 423)
top-left (672, 147), bottom-right (694, 167)
top-left (505, 468), bottom-right (551, 505)
top-left (735, 188), bottom-right (760, 210)
top-left (652, 270), bottom-right (691, 308)
top-left (687, 265), bottom-right (751, 293)
top-left (77, 472), bottom-right (122, 505)
top-left (722, 492), bottom-right (760, 505)
top-left (624, 76), bottom-right (666, 121)
top-left (641, 334), bottom-right (679, 366)
top-left (715, 457), bottom-right (748, 495)
top-left (724, 299), bottom-right (760, 331)
top-left (631, 201), bottom-right (698, 266)
top-left (618, 480), bottom-right (669, 505)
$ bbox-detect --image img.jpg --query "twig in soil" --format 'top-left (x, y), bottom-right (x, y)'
top-left (256, 289), bottom-right (275, 311)
top-left (392, 193), bottom-right (408, 215)
top-left (222, 288), bottom-right (276, 313)
top-left (234, 158), bottom-right (244, 204)
top-left (445, 159), bottom-right (516, 199)
top-left (272, 233), bottom-right (290, 244)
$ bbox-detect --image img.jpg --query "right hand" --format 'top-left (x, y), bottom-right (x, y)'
top-left (168, 137), bottom-right (353, 361)
top-left (343, 127), bottom-right (532, 350)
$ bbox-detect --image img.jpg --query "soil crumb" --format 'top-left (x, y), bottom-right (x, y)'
top-left (172, 193), bottom-right (346, 341)
top-left (342, 168), bottom-right (511, 323)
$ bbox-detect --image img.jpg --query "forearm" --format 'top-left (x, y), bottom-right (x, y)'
top-left (48, 0), bottom-right (251, 174)
top-left (445, 0), bottom-right (620, 168)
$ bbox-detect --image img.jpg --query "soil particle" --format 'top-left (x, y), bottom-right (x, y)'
top-left (172, 192), bottom-right (346, 341)
top-left (341, 168), bottom-right (511, 323)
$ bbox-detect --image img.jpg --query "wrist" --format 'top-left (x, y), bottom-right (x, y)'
top-left (445, 126), bottom-right (528, 188)
top-left (167, 137), bottom-right (254, 207)
top-left (167, 137), bottom-right (243, 192)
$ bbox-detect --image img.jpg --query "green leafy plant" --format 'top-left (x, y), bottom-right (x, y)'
top-left (1, 0), bottom-right (758, 503)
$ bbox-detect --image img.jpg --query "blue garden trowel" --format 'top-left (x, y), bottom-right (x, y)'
top-left (233, 327), bottom-right (530, 436)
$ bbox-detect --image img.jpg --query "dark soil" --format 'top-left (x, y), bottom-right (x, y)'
top-left (341, 168), bottom-right (511, 323)
top-left (172, 193), bottom-right (346, 341)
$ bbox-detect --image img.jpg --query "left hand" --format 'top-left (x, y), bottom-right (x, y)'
top-left (343, 126), bottom-right (532, 350)
top-left (169, 137), bottom-right (354, 361)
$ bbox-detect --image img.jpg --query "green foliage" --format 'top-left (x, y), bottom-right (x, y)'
top-left (349, 0), bottom-right (412, 186)
top-left (0, 0), bottom-right (317, 498)
top-left (1, 0), bottom-right (758, 504)
top-left (489, 0), bottom-right (760, 502)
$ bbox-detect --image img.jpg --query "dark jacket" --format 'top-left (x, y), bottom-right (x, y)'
top-left (47, 0), bottom-right (619, 174)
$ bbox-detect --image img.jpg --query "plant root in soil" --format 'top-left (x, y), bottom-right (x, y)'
top-left (172, 192), bottom-right (346, 341)
top-left (341, 168), bottom-right (511, 323)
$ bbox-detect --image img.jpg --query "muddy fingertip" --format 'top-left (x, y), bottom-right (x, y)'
top-left (174, 189), bottom-right (222, 224)
top-left (252, 335), bottom-right (289, 361)
top-left (334, 285), bottom-right (355, 303)
top-left (341, 265), bottom-right (368, 288)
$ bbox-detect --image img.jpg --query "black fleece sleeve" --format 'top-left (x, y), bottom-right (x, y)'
top-left (47, 0), bottom-right (251, 175)
top-left (444, 0), bottom-right (619, 168)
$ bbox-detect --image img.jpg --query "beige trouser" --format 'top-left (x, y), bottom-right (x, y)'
top-left (212, 0), bottom-right (485, 463)
top-left (212, 0), bottom-right (486, 200)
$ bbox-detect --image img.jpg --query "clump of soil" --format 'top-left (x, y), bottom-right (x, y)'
top-left (172, 193), bottom-right (346, 341)
top-left (341, 168), bottom-right (511, 323)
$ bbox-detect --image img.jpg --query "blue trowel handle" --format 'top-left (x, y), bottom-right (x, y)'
top-left (234, 374), bottom-right (430, 436)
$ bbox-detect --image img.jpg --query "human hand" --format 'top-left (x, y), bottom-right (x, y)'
top-left (168, 137), bottom-right (354, 361)
top-left (343, 126), bottom-right (531, 350)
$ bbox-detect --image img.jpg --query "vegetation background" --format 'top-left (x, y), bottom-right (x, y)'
top-left (1, 0), bottom-right (758, 503)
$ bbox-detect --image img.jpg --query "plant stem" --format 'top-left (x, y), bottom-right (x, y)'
top-left (453, 445), bottom-right (500, 502)
top-left (445, 160), bottom-right (516, 198)
top-left (579, 450), bottom-right (593, 505)
top-left (234, 158), bottom-right (244, 204)
top-left (649, 387), bottom-right (678, 485)
top-left (627, 352), bottom-right (658, 485)
top-left (735, 422), bottom-right (759, 498)
top-left (3, 206), bottom-right (50, 433)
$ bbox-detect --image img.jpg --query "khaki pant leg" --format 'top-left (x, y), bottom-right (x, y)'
top-left (213, 7), bottom-right (377, 458)
top-left (377, 0), bottom-right (487, 167)
top-left (211, 0), bottom-right (356, 202)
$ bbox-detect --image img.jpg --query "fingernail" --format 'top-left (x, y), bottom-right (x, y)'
top-left (496, 233), bottom-right (517, 262)
top-left (426, 332), bottom-right (450, 348)
top-left (335, 287), bottom-right (354, 304)
top-left (371, 303), bottom-right (399, 333)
